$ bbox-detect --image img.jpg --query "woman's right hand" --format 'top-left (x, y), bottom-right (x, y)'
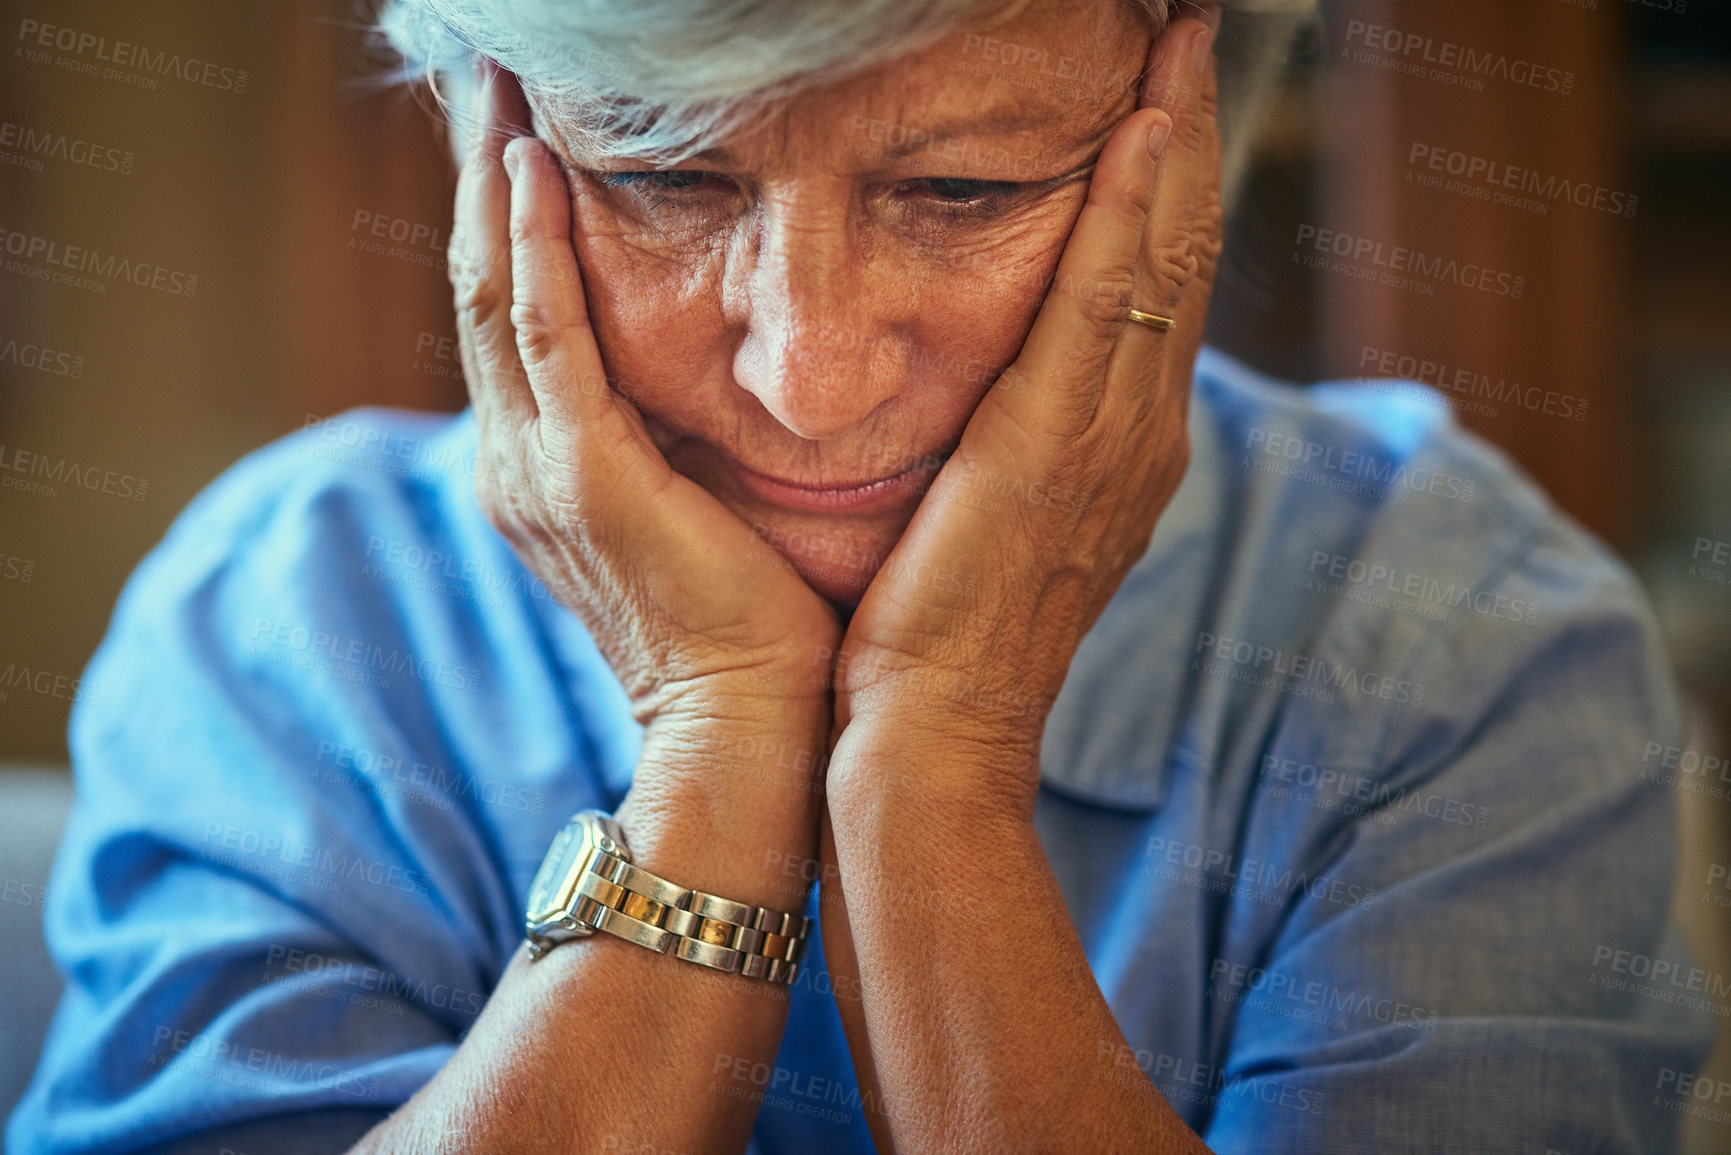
top-left (448, 61), bottom-right (841, 733)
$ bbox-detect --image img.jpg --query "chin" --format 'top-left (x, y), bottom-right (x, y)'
top-left (744, 511), bottom-right (903, 611)
top-left (791, 554), bottom-right (875, 611)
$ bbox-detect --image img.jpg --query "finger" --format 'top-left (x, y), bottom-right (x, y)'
top-left (1100, 16), bottom-right (1216, 442)
top-left (1126, 15), bottom-right (1214, 338)
top-left (968, 8), bottom-right (1226, 449)
top-left (505, 133), bottom-right (671, 488)
top-left (970, 104), bottom-right (1167, 452)
top-left (1180, 9), bottom-right (1225, 321)
top-left (451, 59), bottom-right (537, 439)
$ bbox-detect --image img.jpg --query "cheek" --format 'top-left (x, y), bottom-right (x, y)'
top-left (897, 202), bottom-right (1080, 426)
top-left (567, 193), bottom-right (731, 416)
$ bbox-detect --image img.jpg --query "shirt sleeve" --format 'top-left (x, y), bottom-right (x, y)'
top-left (1200, 525), bottom-right (1719, 1154)
top-left (6, 427), bottom-right (523, 1155)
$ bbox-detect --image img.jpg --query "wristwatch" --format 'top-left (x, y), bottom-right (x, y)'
top-left (524, 809), bottom-right (813, 984)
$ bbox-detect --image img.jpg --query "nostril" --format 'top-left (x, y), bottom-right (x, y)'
top-left (732, 325), bottom-right (905, 443)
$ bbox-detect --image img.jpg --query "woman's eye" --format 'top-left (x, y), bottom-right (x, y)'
top-left (902, 177), bottom-right (1026, 219)
top-left (592, 170), bottom-right (733, 215)
top-left (924, 178), bottom-right (1012, 201)
top-left (597, 170), bottom-right (719, 192)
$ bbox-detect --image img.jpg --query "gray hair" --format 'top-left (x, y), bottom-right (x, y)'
top-left (377, 0), bottom-right (1315, 205)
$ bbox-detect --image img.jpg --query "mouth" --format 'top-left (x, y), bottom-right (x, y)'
top-left (729, 459), bottom-right (942, 515)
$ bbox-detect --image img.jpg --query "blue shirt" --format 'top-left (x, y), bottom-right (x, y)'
top-left (10, 349), bottom-right (1716, 1154)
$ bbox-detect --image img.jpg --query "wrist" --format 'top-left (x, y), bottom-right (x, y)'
top-left (834, 644), bottom-right (1057, 746)
top-left (826, 704), bottom-right (1042, 828)
top-left (630, 635), bottom-right (843, 729)
top-left (614, 701), bottom-right (832, 915)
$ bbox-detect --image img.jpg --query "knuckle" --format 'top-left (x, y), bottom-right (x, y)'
top-left (1057, 267), bottom-right (1138, 342)
top-left (1147, 235), bottom-right (1200, 296)
top-left (1197, 82), bottom-right (1221, 127)
top-left (1192, 204), bottom-right (1226, 271)
top-left (450, 259), bottom-right (505, 333)
top-left (508, 300), bottom-right (561, 365)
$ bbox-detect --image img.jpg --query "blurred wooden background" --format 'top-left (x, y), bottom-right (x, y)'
top-left (1, 0), bottom-right (1729, 1149)
top-left (2, 0), bottom-right (1727, 761)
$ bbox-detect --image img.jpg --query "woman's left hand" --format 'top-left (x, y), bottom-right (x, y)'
top-left (829, 9), bottom-right (1223, 816)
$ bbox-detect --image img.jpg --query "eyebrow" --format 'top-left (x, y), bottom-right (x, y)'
top-left (679, 105), bottom-right (1093, 168)
top-left (848, 107), bottom-right (1080, 162)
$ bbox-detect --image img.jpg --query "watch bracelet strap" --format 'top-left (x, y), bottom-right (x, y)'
top-left (572, 844), bottom-right (814, 985)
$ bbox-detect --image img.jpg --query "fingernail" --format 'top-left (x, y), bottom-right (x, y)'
top-left (1192, 27), bottom-right (1214, 76)
top-left (503, 140), bottom-right (521, 181)
top-left (1147, 115), bottom-right (1173, 160)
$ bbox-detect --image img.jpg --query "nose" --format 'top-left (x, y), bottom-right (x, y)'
top-left (725, 190), bottom-right (909, 442)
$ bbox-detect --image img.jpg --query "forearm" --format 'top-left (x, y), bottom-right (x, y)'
top-left (823, 713), bottom-right (1212, 1155)
top-left (349, 699), bottom-right (829, 1155)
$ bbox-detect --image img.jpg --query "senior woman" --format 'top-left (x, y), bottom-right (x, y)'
top-left (8, 0), bottom-right (1714, 1152)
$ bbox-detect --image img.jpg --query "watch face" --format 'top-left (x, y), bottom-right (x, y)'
top-left (526, 817), bottom-right (594, 926)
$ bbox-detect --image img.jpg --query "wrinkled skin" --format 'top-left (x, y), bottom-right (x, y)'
top-left (450, 0), bottom-right (1219, 785)
top-left (407, 2), bottom-right (1225, 1150)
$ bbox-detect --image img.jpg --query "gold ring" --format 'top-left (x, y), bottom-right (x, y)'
top-left (1126, 308), bottom-right (1177, 332)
